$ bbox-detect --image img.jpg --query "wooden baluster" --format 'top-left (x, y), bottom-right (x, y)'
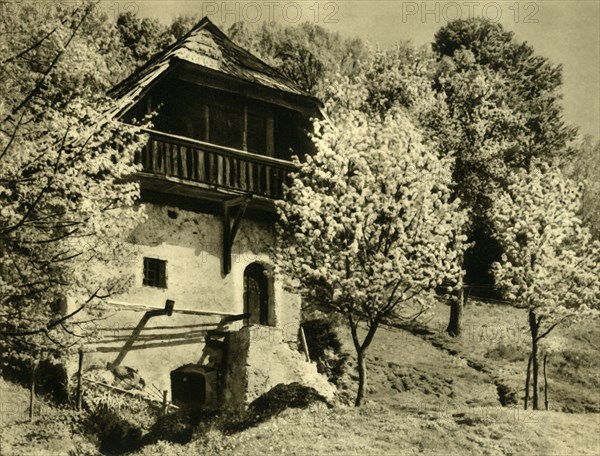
top-left (152, 140), bottom-right (158, 173)
top-left (225, 156), bottom-right (229, 187)
top-left (172, 144), bottom-right (179, 177)
top-left (217, 155), bottom-right (224, 186)
top-left (231, 158), bottom-right (238, 188)
top-left (197, 149), bottom-right (205, 182)
top-left (208, 153), bottom-right (215, 184)
top-left (181, 146), bottom-right (188, 179)
top-left (240, 160), bottom-right (247, 190)
top-left (265, 165), bottom-right (271, 197)
top-left (143, 141), bottom-right (150, 171)
top-left (256, 164), bottom-right (263, 195)
top-left (160, 141), bottom-right (165, 174)
top-left (188, 147), bottom-right (198, 180)
top-left (165, 140), bottom-right (171, 176)
top-left (161, 141), bottom-right (168, 174)
top-left (248, 162), bottom-right (254, 192)
top-left (190, 147), bottom-right (197, 180)
top-left (140, 142), bottom-right (145, 170)
top-left (166, 143), bottom-right (171, 174)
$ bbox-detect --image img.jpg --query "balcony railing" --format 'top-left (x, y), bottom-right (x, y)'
top-left (138, 129), bottom-right (296, 199)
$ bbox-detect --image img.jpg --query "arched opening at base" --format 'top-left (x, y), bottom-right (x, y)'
top-left (170, 365), bottom-right (206, 407)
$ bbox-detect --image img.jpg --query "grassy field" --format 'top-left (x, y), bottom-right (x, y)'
top-left (130, 404), bottom-right (600, 456)
top-left (1, 299), bottom-right (599, 455)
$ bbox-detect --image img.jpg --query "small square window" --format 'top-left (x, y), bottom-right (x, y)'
top-left (143, 257), bottom-right (167, 288)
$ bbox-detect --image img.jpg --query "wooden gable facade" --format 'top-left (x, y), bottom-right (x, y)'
top-left (110, 17), bottom-right (321, 207)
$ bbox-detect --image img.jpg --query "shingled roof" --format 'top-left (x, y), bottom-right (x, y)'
top-left (108, 17), bottom-right (319, 117)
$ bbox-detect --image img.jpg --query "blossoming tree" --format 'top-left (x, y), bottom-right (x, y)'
top-left (490, 165), bottom-right (600, 410)
top-left (0, 2), bottom-right (146, 363)
top-left (275, 88), bottom-right (468, 406)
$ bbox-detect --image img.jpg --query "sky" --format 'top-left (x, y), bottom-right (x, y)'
top-left (126, 0), bottom-right (599, 139)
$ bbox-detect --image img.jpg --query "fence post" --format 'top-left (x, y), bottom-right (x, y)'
top-left (29, 359), bottom-right (38, 422)
top-left (300, 326), bottom-right (310, 362)
top-left (162, 390), bottom-right (169, 415)
top-left (76, 350), bottom-right (84, 411)
top-left (543, 354), bottom-right (549, 411)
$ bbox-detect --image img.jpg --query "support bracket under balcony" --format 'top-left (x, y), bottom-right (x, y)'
top-left (222, 194), bottom-right (252, 275)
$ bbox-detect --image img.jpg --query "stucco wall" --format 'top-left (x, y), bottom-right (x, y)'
top-left (80, 202), bottom-right (302, 406)
top-left (81, 310), bottom-right (225, 396)
top-left (223, 326), bottom-right (336, 405)
top-left (117, 203), bottom-right (300, 331)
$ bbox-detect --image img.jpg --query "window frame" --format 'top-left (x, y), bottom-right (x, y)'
top-left (142, 257), bottom-right (167, 289)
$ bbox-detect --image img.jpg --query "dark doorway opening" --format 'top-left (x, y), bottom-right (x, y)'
top-left (170, 365), bottom-right (206, 407)
top-left (244, 263), bottom-right (270, 325)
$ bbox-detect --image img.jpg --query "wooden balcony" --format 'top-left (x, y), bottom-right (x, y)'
top-left (137, 129), bottom-right (296, 200)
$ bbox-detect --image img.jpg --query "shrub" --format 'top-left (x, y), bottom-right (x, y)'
top-left (302, 319), bottom-right (349, 385)
top-left (83, 373), bottom-right (159, 430)
top-left (86, 404), bottom-right (144, 455)
top-left (144, 408), bottom-right (199, 445)
top-left (223, 382), bottom-right (328, 434)
top-left (484, 342), bottom-right (528, 363)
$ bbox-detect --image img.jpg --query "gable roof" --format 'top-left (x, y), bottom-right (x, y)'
top-left (108, 17), bottom-right (320, 117)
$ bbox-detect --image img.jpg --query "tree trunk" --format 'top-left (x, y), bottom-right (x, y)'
top-left (528, 310), bottom-right (540, 410)
top-left (543, 353), bottom-right (549, 411)
top-left (355, 348), bottom-right (367, 407)
top-left (524, 352), bottom-right (532, 410)
top-left (76, 350), bottom-right (84, 411)
top-left (29, 359), bottom-right (37, 421)
top-left (349, 315), bottom-right (380, 407)
top-left (446, 285), bottom-right (464, 337)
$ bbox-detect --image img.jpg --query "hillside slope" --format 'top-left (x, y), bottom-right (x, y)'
top-left (2, 300), bottom-right (598, 455)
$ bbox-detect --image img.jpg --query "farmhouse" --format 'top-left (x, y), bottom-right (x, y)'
top-left (78, 17), bottom-right (333, 409)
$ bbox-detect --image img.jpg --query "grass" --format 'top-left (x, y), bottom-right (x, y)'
top-left (130, 403), bottom-right (600, 455)
top-left (402, 300), bottom-right (600, 413)
top-left (1, 299), bottom-right (599, 455)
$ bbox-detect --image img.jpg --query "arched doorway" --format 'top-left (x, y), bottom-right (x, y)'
top-left (170, 365), bottom-right (206, 407)
top-left (243, 263), bottom-right (270, 325)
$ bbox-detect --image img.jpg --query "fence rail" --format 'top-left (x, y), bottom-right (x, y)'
top-left (138, 129), bottom-right (295, 199)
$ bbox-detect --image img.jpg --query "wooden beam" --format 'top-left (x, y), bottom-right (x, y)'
top-left (222, 194), bottom-right (252, 275)
top-left (104, 299), bottom-right (243, 317)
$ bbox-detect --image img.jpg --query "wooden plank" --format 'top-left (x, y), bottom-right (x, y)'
top-left (165, 141), bottom-right (171, 176)
top-left (265, 165), bottom-right (271, 196)
top-left (143, 142), bottom-right (150, 171)
top-left (204, 105), bottom-right (210, 142)
top-left (217, 155), bottom-right (224, 186)
top-left (224, 157), bottom-right (230, 187)
top-left (256, 164), bottom-right (263, 195)
top-left (240, 160), bottom-right (247, 190)
top-left (181, 146), bottom-right (188, 179)
top-left (208, 152), bottom-right (215, 184)
top-left (172, 144), bottom-right (179, 177)
top-left (189, 147), bottom-right (196, 180)
top-left (151, 140), bottom-right (158, 173)
top-left (248, 161), bottom-right (254, 192)
top-left (197, 149), bottom-right (205, 182)
top-left (232, 158), bottom-right (239, 188)
top-left (266, 116), bottom-right (275, 157)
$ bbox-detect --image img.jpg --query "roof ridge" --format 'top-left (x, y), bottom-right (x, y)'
top-left (108, 16), bottom-right (320, 118)
top-left (186, 17), bottom-right (306, 94)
